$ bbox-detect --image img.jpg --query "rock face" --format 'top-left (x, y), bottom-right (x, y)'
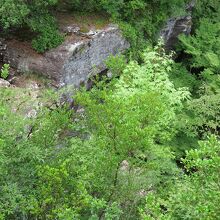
top-left (161, 15), bottom-right (192, 50)
top-left (0, 38), bottom-right (7, 63)
top-left (4, 25), bottom-right (129, 87)
top-left (160, 1), bottom-right (195, 50)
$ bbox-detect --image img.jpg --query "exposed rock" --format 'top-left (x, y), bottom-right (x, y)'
top-left (5, 25), bottom-right (129, 87)
top-left (160, 1), bottom-right (195, 50)
top-left (80, 29), bottom-right (99, 37)
top-left (186, 0), bottom-right (196, 12)
top-left (120, 160), bottom-right (129, 172)
top-left (161, 15), bottom-right (192, 50)
top-left (61, 24), bottom-right (80, 34)
top-left (0, 78), bottom-right (10, 87)
top-left (107, 71), bottom-right (113, 78)
top-left (0, 38), bottom-right (7, 63)
top-left (25, 109), bottom-right (38, 118)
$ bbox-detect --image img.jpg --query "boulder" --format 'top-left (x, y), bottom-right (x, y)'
top-left (0, 78), bottom-right (10, 87)
top-left (5, 25), bottom-right (129, 87)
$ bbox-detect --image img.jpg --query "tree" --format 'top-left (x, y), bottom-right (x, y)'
top-left (0, 0), bottom-right (63, 52)
top-left (178, 9), bottom-right (220, 138)
top-left (141, 136), bottom-right (220, 220)
top-left (75, 44), bottom-right (189, 218)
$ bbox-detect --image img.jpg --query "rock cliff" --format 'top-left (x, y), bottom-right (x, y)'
top-left (160, 0), bottom-right (195, 50)
top-left (4, 25), bottom-right (129, 87)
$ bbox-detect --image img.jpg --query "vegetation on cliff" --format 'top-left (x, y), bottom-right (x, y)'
top-left (0, 0), bottom-right (186, 52)
top-left (0, 0), bottom-right (220, 219)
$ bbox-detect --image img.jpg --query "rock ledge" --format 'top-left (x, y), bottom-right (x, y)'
top-left (5, 25), bottom-right (129, 87)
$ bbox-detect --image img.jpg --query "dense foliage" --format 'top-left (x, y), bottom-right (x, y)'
top-left (0, 0), bottom-right (186, 52)
top-left (141, 136), bottom-right (220, 219)
top-left (0, 0), bottom-right (63, 52)
top-left (0, 0), bottom-right (220, 219)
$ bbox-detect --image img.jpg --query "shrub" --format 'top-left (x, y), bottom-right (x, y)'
top-left (140, 136), bottom-right (220, 220)
top-left (0, 64), bottom-right (10, 79)
top-left (0, 0), bottom-right (62, 52)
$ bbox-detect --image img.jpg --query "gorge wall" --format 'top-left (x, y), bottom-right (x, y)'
top-left (1, 0), bottom-right (195, 88)
top-left (3, 25), bottom-right (129, 88)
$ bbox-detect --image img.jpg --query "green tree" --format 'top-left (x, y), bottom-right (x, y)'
top-left (0, 88), bottom-right (74, 219)
top-left (178, 12), bottom-right (220, 138)
top-left (141, 136), bottom-right (220, 220)
top-left (0, 64), bottom-right (9, 79)
top-left (75, 44), bottom-right (189, 218)
top-left (0, 0), bottom-right (63, 52)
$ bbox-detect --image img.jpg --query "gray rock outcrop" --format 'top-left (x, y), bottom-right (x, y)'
top-left (160, 1), bottom-right (195, 50)
top-left (161, 15), bottom-right (192, 50)
top-left (5, 25), bottom-right (129, 87)
top-left (0, 78), bottom-right (10, 87)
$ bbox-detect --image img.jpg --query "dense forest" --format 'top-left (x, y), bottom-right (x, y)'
top-left (0, 0), bottom-right (220, 219)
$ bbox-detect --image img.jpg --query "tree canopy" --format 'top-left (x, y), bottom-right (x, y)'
top-left (0, 0), bottom-right (220, 219)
